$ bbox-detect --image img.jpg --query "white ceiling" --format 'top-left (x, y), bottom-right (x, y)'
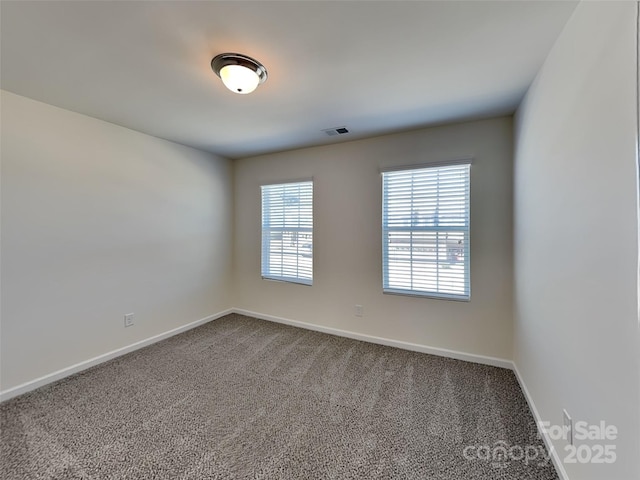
top-left (1, 1), bottom-right (577, 159)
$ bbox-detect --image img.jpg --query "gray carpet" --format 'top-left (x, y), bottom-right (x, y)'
top-left (1, 313), bottom-right (558, 479)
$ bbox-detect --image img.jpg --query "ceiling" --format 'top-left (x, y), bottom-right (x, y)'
top-left (0, 1), bottom-right (577, 159)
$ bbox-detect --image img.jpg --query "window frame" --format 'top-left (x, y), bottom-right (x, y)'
top-left (381, 160), bottom-right (471, 301)
top-left (260, 179), bottom-right (313, 286)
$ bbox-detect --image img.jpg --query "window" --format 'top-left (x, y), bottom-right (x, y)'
top-left (382, 162), bottom-right (470, 300)
top-left (261, 180), bottom-right (313, 285)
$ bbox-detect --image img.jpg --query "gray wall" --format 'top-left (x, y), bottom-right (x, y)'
top-left (1, 91), bottom-right (234, 391)
top-left (514, 2), bottom-right (639, 479)
top-left (234, 117), bottom-right (514, 362)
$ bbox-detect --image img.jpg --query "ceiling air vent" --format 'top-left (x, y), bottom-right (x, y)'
top-left (322, 126), bottom-right (349, 136)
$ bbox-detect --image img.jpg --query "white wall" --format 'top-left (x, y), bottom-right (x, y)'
top-left (514, 2), bottom-right (639, 479)
top-left (234, 117), bottom-right (514, 362)
top-left (0, 90), bottom-right (234, 392)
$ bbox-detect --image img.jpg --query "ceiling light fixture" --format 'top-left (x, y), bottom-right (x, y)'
top-left (211, 53), bottom-right (268, 95)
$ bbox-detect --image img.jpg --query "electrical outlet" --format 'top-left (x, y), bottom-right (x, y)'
top-left (563, 409), bottom-right (573, 445)
top-left (355, 305), bottom-right (363, 317)
top-left (124, 313), bottom-right (134, 328)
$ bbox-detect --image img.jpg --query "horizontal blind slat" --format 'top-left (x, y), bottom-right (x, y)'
top-left (261, 181), bottom-right (313, 285)
top-left (382, 163), bottom-right (470, 299)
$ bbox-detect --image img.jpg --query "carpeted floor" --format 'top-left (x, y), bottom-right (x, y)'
top-left (0, 313), bottom-right (558, 479)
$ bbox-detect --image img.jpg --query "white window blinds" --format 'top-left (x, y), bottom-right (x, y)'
top-left (382, 163), bottom-right (470, 300)
top-left (261, 181), bottom-right (313, 285)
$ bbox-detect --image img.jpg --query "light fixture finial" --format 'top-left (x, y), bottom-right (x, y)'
top-left (211, 53), bottom-right (268, 94)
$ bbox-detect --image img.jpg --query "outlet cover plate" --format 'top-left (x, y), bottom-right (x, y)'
top-left (563, 409), bottom-right (573, 445)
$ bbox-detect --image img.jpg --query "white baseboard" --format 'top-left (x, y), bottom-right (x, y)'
top-left (1, 306), bottom-right (510, 399)
top-left (0, 308), bottom-right (234, 403)
top-left (0, 305), bottom-right (567, 480)
top-left (232, 308), bottom-right (513, 370)
top-left (512, 362), bottom-right (569, 480)
top-left (239, 308), bottom-right (566, 480)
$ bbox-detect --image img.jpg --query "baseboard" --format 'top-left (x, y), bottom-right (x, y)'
top-left (1, 307), bottom-right (513, 402)
top-left (0, 308), bottom-right (234, 403)
top-left (512, 362), bottom-right (569, 480)
top-left (232, 308), bottom-right (513, 370)
top-left (0, 304), bottom-right (569, 480)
